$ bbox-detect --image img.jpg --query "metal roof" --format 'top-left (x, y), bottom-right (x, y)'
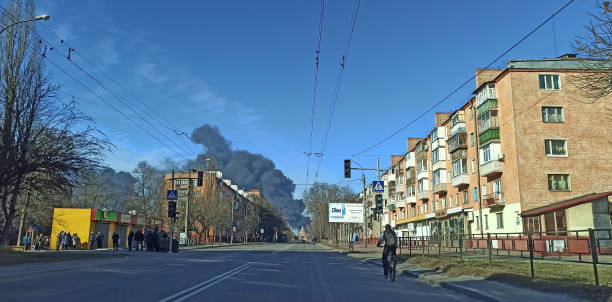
top-left (520, 191), bottom-right (612, 217)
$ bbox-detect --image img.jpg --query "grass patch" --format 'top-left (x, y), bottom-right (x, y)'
top-left (399, 254), bottom-right (612, 301)
top-left (0, 251), bottom-right (124, 266)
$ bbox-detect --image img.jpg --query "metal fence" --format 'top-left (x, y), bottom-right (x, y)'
top-left (397, 228), bottom-right (612, 286)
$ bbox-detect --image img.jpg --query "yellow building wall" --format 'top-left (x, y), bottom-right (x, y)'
top-left (50, 208), bottom-right (92, 250)
top-left (567, 202), bottom-right (595, 230)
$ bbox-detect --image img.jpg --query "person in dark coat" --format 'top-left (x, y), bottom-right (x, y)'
top-left (145, 230), bottom-right (152, 251)
top-left (112, 232), bottom-right (119, 251)
top-left (63, 232), bottom-right (71, 250)
top-left (56, 231), bottom-right (64, 251)
top-left (89, 232), bottom-right (95, 249)
top-left (96, 232), bottom-right (104, 249)
top-left (128, 230), bottom-right (134, 251)
top-left (153, 228), bottom-right (160, 252)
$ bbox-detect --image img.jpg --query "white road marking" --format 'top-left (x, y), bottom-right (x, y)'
top-left (156, 262), bottom-right (255, 302)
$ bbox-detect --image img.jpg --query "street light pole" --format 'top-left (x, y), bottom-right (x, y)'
top-left (0, 15), bottom-right (49, 35)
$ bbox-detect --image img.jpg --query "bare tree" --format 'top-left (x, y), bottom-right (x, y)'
top-left (570, 3), bottom-right (612, 99)
top-left (304, 183), bottom-right (356, 242)
top-left (0, 0), bottom-right (109, 242)
top-left (129, 161), bottom-right (162, 217)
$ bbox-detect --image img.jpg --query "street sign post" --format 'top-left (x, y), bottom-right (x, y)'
top-left (372, 181), bottom-right (384, 192)
top-left (167, 190), bottom-right (178, 200)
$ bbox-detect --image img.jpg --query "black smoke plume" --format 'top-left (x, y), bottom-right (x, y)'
top-left (189, 124), bottom-right (306, 228)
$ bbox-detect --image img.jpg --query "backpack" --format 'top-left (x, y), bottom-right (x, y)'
top-left (384, 230), bottom-right (396, 246)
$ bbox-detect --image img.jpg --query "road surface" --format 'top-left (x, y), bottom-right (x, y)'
top-left (0, 243), bottom-right (580, 301)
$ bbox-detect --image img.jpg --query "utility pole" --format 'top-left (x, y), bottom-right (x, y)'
top-left (377, 157), bottom-right (382, 234)
top-left (473, 103), bottom-right (484, 236)
top-left (185, 169), bottom-right (192, 241)
top-left (171, 169), bottom-right (175, 242)
top-left (362, 174), bottom-right (367, 247)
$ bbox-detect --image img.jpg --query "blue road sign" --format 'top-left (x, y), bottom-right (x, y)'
top-left (372, 181), bottom-right (384, 192)
top-left (167, 190), bottom-right (178, 200)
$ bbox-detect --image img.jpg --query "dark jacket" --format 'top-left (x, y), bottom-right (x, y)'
top-left (112, 233), bottom-right (119, 243)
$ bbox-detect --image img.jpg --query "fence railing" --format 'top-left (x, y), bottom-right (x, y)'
top-left (396, 228), bottom-right (612, 286)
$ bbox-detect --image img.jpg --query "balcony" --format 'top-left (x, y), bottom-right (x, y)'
top-left (417, 190), bottom-right (430, 201)
top-left (432, 160), bottom-right (446, 172)
top-left (477, 98), bottom-right (498, 116)
top-left (417, 169), bottom-right (429, 180)
top-left (416, 142), bottom-right (428, 156)
top-left (406, 195), bottom-right (416, 204)
top-left (433, 183), bottom-right (447, 194)
top-left (451, 149), bottom-right (468, 161)
top-left (448, 132), bottom-right (467, 153)
top-left (406, 168), bottom-right (414, 182)
top-left (479, 128), bottom-right (500, 145)
top-left (476, 83), bottom-right (497, 107)
top-left (389, 203), bottom-right (396, 211)
top-left (481, 160), bottom-right (503, 177)
top-left (452, 173), bottom-right (470, 187)
top-left (484, 193), bottom-right (504, 206)
top-left (450, 121), bottom-right (466, 137)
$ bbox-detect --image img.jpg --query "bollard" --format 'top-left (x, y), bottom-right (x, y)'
top-left (528, 233), bottom-right (534, 279)
top-left (487, 233), bottom-right (492, 265)
top-left (588, 228), bottom-right (600, 286)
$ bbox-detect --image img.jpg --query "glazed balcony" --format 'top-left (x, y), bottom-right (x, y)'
top-left (475, 83), bottom-right (497, 107)
top-left (477, 98), bottom-right (498, 116)
top-left (432, 183), bottom-right (447, 194)
top-left (451, 149), bottom-right (468, 162)
top-left (479, 129), bottom-right (500, 145)
top-left (448, 132), bottom-right (467, 153)
top-left (481, 159), bottom-right (503, 177)
top-left (451, 173), bottom-right (470, 187)
top-left (406, 195), bottom-right (416, 205)
top-left (417, 190), bottom-right (430, 201)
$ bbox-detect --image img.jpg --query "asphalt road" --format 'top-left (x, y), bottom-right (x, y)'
top-left (0, 243), bottom-right (472, 301)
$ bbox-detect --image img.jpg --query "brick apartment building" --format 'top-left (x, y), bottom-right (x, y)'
top-left (375, 55), bottom-right (612, 238)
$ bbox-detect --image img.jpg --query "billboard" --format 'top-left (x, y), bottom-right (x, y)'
top-left (329, 203), bottom-right (364, 223)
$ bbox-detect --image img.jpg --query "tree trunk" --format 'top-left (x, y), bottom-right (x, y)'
top-left (16, 209), bottom-right (26, 247)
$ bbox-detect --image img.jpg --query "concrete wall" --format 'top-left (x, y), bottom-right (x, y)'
top-left (470, 203), bottom-right (522, 234)
top-left (567, 202), bottom-right (594, 230)
top-left (50, 208), bottom-right (93, 249)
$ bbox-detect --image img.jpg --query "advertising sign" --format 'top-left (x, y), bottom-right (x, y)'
top-left (328, 203), bottom-right (364, 223)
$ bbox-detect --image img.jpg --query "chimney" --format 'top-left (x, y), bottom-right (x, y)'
top-left (435, 113), bottom-right (452, 127)
top-left (406, 138), bottom-right (421, 152)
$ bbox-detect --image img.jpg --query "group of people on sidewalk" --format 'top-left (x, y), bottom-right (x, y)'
top-left (21, 233), bottom-right (50, 251)
top-left (117, 227), bottom-right (172, 252)
top-left (55, 231), bottom-right (81, 250)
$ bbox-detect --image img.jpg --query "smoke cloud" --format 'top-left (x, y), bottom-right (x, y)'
top-left (190, 124), bottom-right (306, 227)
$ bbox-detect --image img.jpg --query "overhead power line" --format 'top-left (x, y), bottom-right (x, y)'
top-left (314, 0), bottom-right (361, 183)
top-left (351, 0), bottom-right (576, 157)
top-left (304, 0), bottom-right (326, 193)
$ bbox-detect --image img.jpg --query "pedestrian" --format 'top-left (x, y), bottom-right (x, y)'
top-left (135, 229), bottom-right (143, 251)
top-left (128, 230), bottom-right (134, 251)
top-left (73, 233), bottom-right (81, 250)
top-left (43, 236), bottom-right (50, 250)
top-left (96, 232), bottom-right (104, 249)
top-left (112, 232), bottom-right (119, 251)
top-left (22, 235), bottom-right (30, 251)
top-left (89, 232), bottom-right (95, 250)
top-left (153, 228), bottom-right (160, 252)
top-left (56, 230), bottom-right (64, 251)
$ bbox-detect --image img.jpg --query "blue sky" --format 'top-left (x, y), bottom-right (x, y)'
top-left (26, 0), bottom-right (597, 197)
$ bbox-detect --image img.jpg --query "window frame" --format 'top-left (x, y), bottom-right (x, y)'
top-left (539, 74), bottom-right (561, 90)
top-left (482, 145), bottom-right (491, 163)
top-left (548, 174), bottom-right (571, 191)
top-left (545, 139), bottom-right (568, 157)
top-left (496, 213), bottom-right (504, 229)
top-left (541, 106), bottom-right (564, 123)
top-left (470, 133), bottom-right (474, 147)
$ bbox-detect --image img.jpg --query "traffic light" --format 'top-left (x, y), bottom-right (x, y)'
top-left (197, 171), bottom-right (203, 186)
top-left (375, 194), bottom-right (383, 213)
top-left (344, 159), bottom-right (351, 178)
top-left (168, 201), bottom-right (177, 218)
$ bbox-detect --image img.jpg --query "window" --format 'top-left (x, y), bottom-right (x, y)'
top-left (471, 159), bottom-right (476, 174)
top-left (545, 139), bottom-right (567, 157)
top-left (484, 214), bottom-right (489, 230)
top-left (452, 159), bottom-right (467, 176)
top-left (539, 74), bottom-right (560, 90)
top-left (548, 174), bottom-right (570, 191)
top-left (418, 179), bottom-right (426, 192)
top-left (431, 129), bottom-right (438, 142)
top-left (463, 191), bottom-right (468, 204)
top-left (433, 170), bottom-right (441, 185)
top-left (442, 197), bottom-right (447, 209)
top-left (482, 145), bottom-right (491, 163)
top-left (481, 185), bottom-right (487, 197)
top-left (542, 106), bottom-right (564, 123)
top-left (399, 176), bottom-right (404, 185)
top-left (425, 203), bottom-right (429, 213)
top-left (418, 159), bottom-right (428, 172)
top-left (496, 213), bottom-right (504, 229)
top-left (470, 133), bottom-right (474, 146)
top-left (493, 180), bottom-right (502, 196)
top-left (449, 196), bottom-right (453, 208)
top-left (473, 187), bottom-right (478, 201)
top-left (475, 216), bottom-right (479, 230)
top-left (524, 216), bottom-right (541, 233)
top-left (432, 148), bottom-right (440, 163)
top-left (469, 107), bottom-right (474, 120)
top-left (392, 168), bottom-right (395, 174)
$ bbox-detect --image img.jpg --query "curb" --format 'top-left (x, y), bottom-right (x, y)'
top-left (182, 243), bottom-right (247, 250)
top-left (440, 282), bottom-right (501, 302)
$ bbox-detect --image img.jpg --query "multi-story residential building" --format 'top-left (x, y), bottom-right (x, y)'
top-left (383, 55), bottom-right (612, 239)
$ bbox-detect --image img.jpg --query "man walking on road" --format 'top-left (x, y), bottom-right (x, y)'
top-left (112, 232), bottom-right (119, 251)
top-left (376, 224), bottom-right (398, 279)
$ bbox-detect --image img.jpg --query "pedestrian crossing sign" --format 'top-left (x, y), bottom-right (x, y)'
top-left (167, 190), bottom-right (178, 200)
top-left (372, 181), bottom-right (384, 192)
